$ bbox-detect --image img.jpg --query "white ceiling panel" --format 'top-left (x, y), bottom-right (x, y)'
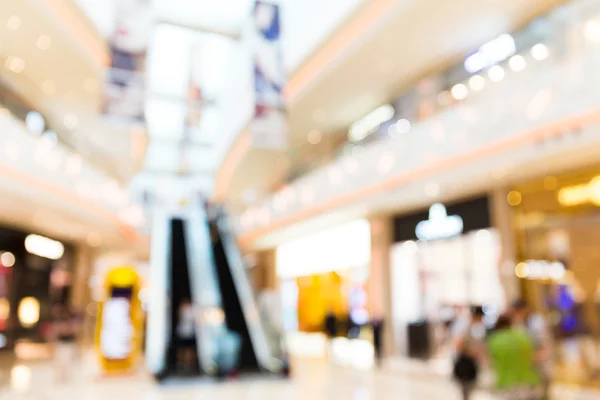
top-left (152, 0), bottom-right (254, 34)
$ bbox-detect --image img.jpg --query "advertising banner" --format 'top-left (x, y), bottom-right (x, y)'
top-left (250, 1), bottom-right (288, 149)
top-left (102, 0), bottom-right (153, 121)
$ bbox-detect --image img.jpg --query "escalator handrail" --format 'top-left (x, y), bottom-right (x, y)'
top-left (216, 213), bottom-right (281, 372)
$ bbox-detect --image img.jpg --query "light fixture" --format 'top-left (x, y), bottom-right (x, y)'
top-left (7, 16), bottom-right (21, 31)
top-left (585, 20), bottom-right (600, 43)
top-left (41, 80), bottom-right (56, 95)
top-left (36, 34), bottom-right (51, 50)
top-left (469, 75), bottom-right (485, 92)
top-left (531, 43), bottom-right (549, 61)
top-left (515, 262), bottom-right (528, 279)
top-left (464, 33), bottom-right (516, 73)
top-left (307, 129), bottom-right (322, 145)
top-left (5, 56), bottom-right (25, 73)
top-left (507, 190), bottom-right (522, 206)
top-left (1, 252), bottom-right (15, 267)
top-left (25, 111), bottom-right (45, 135)
top-left (0, 298), bottom-right (10, 320)
top-left (416, 203), bottom-right (464, 241)
top-left (18, 297), bottom-right (40, 328)
top-left (395, 118), bottom-right (411, 134)
top-left (451, 84), bottom-right (469, 100)
top-left (488, 65), bottom-right (505, 82)
top-left (509, 55), bottom-right (526, 72)
top-left (24, 234), bottom-right (64, 260)
top-left (348, 104), bottom-right (394, 142)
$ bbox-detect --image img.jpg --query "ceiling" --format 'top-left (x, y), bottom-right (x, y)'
top-left (0, 0), bottom-right (145, 182)
top-left (223, 0), bottom-right (567, 212)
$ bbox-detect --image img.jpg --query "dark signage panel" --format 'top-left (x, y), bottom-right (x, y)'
top-left (393, 196), bottom-right (491, 243)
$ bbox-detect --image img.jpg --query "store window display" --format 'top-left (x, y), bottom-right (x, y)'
top-left (513, 168), bottom-right (600, 383)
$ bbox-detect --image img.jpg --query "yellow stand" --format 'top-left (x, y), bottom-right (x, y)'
top-left (95, 266), bottom-right (144, 376)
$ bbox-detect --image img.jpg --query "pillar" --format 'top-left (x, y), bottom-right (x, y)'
top-left (490, 189), bottom-right (520, 307)
top-left (368, 217), bottom-right (394, 357)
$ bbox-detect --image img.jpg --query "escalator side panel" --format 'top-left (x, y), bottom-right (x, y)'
top-left (216, 216), bottom-right (277, 371)
top-left (211, 222), bottom-right (259, 370)
top-left (146, 207), bottom-right (171, 374)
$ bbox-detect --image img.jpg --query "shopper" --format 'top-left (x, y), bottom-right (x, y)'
top-left (487, 314), bottom-right (542, 400)
top-left (512, 300), bottom-right (552, 399)
top-left (52, 307), bottom-right (77, 384)
top-left (175, 299), bottom-right (196, 373)
top-left (453, 307), bottom-right (487, 400)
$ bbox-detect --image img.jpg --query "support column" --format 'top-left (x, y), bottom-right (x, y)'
top-left (368, 217), bottom-right (394, 358)
top-left (70, 245), bottom-right (94, 346)
top-left (490, 189), bottom-right (520, 307)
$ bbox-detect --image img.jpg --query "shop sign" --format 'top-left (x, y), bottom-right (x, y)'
top-left (515, 260), bottom-right (565, 280)
top-left (415, 203), bottom-right (464, 241)
top-left (557, 176), bottom-right (600, 207)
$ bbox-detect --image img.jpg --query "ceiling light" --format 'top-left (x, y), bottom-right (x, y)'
top-left (1, 252), bottom-right (15, 267)
top-left (488, 65), bottom-right (505, 82)
top-left (24, 234), bottom-right (65, 260)
top-left (7, 16), bottom-right (21, 31)
top-left (531, 43), bottom-right (549, 61)
top-left (63, 113), bottom-right (78, 130)
top-left (507, 190), bottom-right (522, 206)
top-left (307, 130), bottom-right (322, 145)
top-left (5, 56), bottom-right (25, 73)
top-left (451, 84), bottom-right (469, 100)
top-left (464, 33), bottom-right (516, 73)
top-left (349, 104), bottom-right (394, 142)
top-left (509, 55), bottom-right (526, 72)
top-left (36, 34), bottom-right (51, 50)
top-left (585, 20), bottom-right (600, 43)
top-left (41, 80), bottom-right (56, 95)
top-left (395, 118), bottom-right (411, 134)
top-left (25, 112), bottom-right (45, 135)
top-left (469, 75), bottom-right (485, 91)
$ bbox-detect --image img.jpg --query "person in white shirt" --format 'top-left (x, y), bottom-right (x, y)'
top-left (175, 300), bottom-right (196, 373)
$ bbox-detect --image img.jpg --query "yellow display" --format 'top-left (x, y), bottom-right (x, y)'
top-left (95, 266), bottom-right (144, 375)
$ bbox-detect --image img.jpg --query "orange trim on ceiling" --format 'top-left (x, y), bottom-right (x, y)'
top-left (40, 0), bottom-right (109, 67)
top-left (284, 0), bottom-right (399, 100)
top-left (238, 106), bottom-right (600, 246)
top-left (0, 163), bottom-right (135, 241)
top-left (213, 131), bottom-right (252, 201)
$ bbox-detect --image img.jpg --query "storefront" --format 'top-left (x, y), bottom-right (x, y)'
top-left (0, 226), bottom-right (74, 353)
top-left (389, 196), bottom-right (505, 359)
top-left (276, 219), bottom-right (371, 334)
top-left (275, 219), bottom-right (374, 367)
top-left (511, 167), bottom-right (600, 382)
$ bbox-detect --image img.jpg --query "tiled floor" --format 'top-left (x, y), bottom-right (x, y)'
top-left (0, 357), bottom-right (598, 400)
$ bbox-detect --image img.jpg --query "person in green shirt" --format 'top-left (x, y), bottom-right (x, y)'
top-left (487, 314), bottom-right (542, 400)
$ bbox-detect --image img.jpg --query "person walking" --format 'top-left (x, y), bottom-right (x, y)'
top-left (487, 314), bottom-right (542, 400)
top-left (453, 307), bottom-right (487, 400)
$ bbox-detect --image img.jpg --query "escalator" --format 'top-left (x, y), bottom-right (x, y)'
top-left (209, 221), bottom-right (259, 371)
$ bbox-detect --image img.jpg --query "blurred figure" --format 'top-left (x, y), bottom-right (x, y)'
top-left (512, 300), bottom-right (552, 399)
top-left (371, 317), bottom-right (384, 367)
top-left (487, 314), bottom-right (541, 400)
top-left (52, 307), bottom-right (77, 383)
top-left (175, 299), bottom-right (196, 373)
top-left (453, 307), bottom-right (486, 400)
top-left (324, 309), bottom-right (337, 361)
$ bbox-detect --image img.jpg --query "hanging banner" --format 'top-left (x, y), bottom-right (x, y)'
top-left (102, 0), bottom-right (153, 121)
top-left (251, 1), bottom-right (288, 149)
